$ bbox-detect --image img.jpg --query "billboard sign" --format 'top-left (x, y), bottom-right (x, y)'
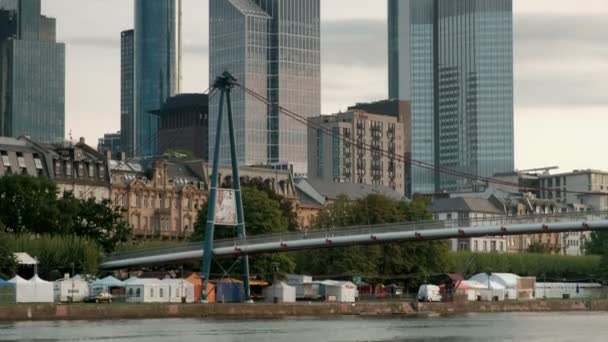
top-left (214, 189), bottom-right (238, 226)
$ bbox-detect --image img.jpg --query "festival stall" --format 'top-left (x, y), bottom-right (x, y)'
top-left (54, 275), bottom-right (90, 302)
top-left (264, 282), bottom-right (296, 303)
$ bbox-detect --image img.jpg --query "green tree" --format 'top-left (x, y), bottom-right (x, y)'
top-left (527, 242), bottom-right (549, 254)
top-left (8, 234), bottom-right (102, 280)
top-left (0, 230), bottom-right (16, 279)
top-left (586, 232), bottom-right (608, 255)
top-left (0, 175), bottom-right (60, 235)
top-left (295, 195), bottom-right (449, 289)
top-left (58, 193), bottom-right (131, 252)
top-left (192, 187), bottom-right (295, 280)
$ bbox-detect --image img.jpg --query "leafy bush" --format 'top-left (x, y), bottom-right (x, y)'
top-left (8, 234), bottom-right (102, 280)
top-left (448, 252), bottom-right (601, 281)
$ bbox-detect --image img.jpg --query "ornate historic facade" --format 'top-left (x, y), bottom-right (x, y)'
top-left (110, 159), bottom-right (206, 240)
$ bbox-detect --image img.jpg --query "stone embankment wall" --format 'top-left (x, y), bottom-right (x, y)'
top-left (1, 300), bottom-right (607, 322)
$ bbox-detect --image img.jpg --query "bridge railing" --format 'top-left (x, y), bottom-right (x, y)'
top-left (104, 211), bottom-right (608, 262)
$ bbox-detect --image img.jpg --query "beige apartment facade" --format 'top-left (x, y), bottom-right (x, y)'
top-left (308, 110), bottom-right (406, 195)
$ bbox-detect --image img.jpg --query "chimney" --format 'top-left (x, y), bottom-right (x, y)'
top-left (106, 150), bottom-right (112, 160)
top-left (120, 152), bottom-right (126, 161)
top-left (79, 137), bottom-right (85, 145)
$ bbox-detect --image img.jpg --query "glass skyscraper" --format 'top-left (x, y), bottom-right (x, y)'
top-left (389, 0), bottom-right (514, 194)
top-left (120, 29), bottom-right (135, 157)
top-left (209, 0), bottom-right (320, 174)
top-left (0, 0), bottom-right (65, 143)
top-left (133, 0), bottom-right (181, 157)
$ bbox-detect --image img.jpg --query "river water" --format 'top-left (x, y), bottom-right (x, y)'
top-left (1, 312), bottom-right (607, 341)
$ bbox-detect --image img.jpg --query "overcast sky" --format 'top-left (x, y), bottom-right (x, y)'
top-left (40, 0), bottom-right (608, 172)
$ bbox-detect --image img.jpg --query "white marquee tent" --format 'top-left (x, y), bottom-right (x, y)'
top-left (162, 279), bottom-right (195, 303)
top-left (8, 275), bottom-right (54, 303)
top-left (264, 282), bottom-right (296, 303)
top-left (91, 276), bottom-right (125, 297)
top-left (125, 278), bottom-right (170, 303)
top-left (319, 281), bottom-right (358, 303)
top-left (54, 275), bottom-right (90, 302)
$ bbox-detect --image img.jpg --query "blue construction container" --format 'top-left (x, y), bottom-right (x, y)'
top-left (214, 281), bottom-right (245, 303)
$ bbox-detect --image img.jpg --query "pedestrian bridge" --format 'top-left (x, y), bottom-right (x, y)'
top-left (101, 211), bottom-right (608, 269)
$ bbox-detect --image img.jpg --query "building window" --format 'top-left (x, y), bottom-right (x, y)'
top-left (99, 165), bottom-right (105, 178)
top-left (65, 162), bottom-right (72, 176)
top-left (160, 288), bottom-right (164, 298)
top-left (88, 164), bottom-right (94, 178)
top-left (483, 241), bottom-right (488, 252)
top-left (447, 213), bottom-right (452, 220)
top-left (16, 153), bottom-right (26, 169)
top-left (54, 160), bottom-right (61, 176)
top-left (499, 241), bottom-right (504, 252)
top-left (474, 240), bottom-right (479, 252)
top-left (34, 155), bottom-right (43, 170)
top-left (491, 241), bottom-right (497, 252)
top-left (0, 151), bottom-right (10, 167)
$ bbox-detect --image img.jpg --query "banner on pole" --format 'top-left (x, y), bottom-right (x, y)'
top-left (214, 189), bottom-right (238, 226)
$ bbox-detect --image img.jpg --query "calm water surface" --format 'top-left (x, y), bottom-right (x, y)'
top-left (1, 312), bottom-right (607, 341)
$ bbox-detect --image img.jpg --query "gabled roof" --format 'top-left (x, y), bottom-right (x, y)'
top-left (228, 0), bottom-right (271, 18)
top-left (430, 197), bottom-right (505, 215)
top-left (297, 178), bottom-right (405, 202)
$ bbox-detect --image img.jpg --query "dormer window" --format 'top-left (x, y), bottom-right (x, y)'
top-left (1, 152), bottom-right (10, 167)
top-left (16, 153), bottom-right (26, 169)
top-left (65, 161), bottom-right (72, 176)
top-left (34, 155), bottom-right (43, 170)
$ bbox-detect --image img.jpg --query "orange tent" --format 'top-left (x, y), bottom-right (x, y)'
top-left (185, 274), bottom-right (215, 303)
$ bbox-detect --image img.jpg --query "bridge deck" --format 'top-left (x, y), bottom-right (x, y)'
top-left (101, 211), bottom-right (608, 269)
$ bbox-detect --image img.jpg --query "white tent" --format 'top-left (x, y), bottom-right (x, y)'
top-left (319, 281), bottom-right (358, 303)
top-left (469, 273), bottom-right (519, 300)
top-left (54, 275), bottom-right (90, 302)
top-left (264, 282), bottom-right (296, 303)
top-left (162, 279), bottom-right (195, 303)
top-left (8, 275), bottom-right (53, 303)
top-left (91, 276), bottom-right (125, 297)
top-left (29, 275), bottom-right (54, 303)
top-left (13, 253), bottom-right (38, 265)
top-left (125, 278), bottom-right (170, 303)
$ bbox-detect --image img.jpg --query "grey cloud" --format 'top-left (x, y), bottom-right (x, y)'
top-left (514, 14), bottom-right (608, 108)
top-left (322, 19), bottom-right (387, 67)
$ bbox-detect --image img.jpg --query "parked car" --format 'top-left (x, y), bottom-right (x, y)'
top-left (85, 292), bottom-right (113, 304)
top-left (417, 284), bottom-right (442, 302)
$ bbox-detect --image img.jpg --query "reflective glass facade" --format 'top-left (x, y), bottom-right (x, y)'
top-left (0, 0), bottom-right (64, 143)
top-left (120, 29), bottom-right (135, 156)
top-left (134, 0), bottom-right (181, 157)
top-left (389, 0), bottom-right (513, 194)
top-left (209, 0), bottom-right (320, 174)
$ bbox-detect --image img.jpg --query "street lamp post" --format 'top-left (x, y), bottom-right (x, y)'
top-left (70, 262), bottom-right (75, 303)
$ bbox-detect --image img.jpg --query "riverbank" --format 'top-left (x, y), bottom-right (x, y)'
top-left (1, 300), bottom-right (608, 321)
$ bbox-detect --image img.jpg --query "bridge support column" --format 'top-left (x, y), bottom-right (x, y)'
top-left (201, 72), bottom-right (251, 303)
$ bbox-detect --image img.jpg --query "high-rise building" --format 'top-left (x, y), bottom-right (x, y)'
top-left (0, 0), bottom-right (65, 143)
top-left (133, 0), bottom-right (181, 158)
top-left (209, 0), bottom-right (321, 175)
top-left (388, 0), bottom-right (514, 194)
top-left (120, 29), bottom-right (135, 157)
top-left (151, 93), bottom-right (209, 160)
top-left (97, 131), bottom-right (122, 158)
top-left (308, 109), bottom-right (406, 195)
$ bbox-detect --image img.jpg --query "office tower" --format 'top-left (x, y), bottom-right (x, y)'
top-left (388, 0), bottom-right (514, 194)
top-left (120, 29), bottom-right (135, 157)
top-left (133, 0), bottom-right (181, 157)
top-left (209, 0), bottom-right (321, 174)
top-left (0, 0), bottom-right (65, 143)
top-left (151, 93), bottom-right (209, 160)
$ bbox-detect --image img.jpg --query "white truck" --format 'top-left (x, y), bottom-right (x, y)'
top-left (417, 284), bottom-right (442, 302)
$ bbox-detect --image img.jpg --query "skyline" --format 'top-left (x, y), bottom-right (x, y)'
top-left (39, 0), bottom-right (608, 173)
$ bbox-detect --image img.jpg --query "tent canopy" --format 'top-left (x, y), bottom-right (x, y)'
top-left (93, 276), bottom-right (124, 287)
top-left (469, 273), bottom-right (519, 289)
top-left (13, 253), bottom-right (38, 265)
top-left (8, 276), bottom-right (28, 284)
top-left (30, 275), bottom-right (51, 284)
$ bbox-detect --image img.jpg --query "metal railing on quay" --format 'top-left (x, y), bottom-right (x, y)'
top-left (104, 211), bottom-right (608, 262)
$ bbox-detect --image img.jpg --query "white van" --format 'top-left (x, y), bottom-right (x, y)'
top-left (417, 284), bottom-right (442, 302)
